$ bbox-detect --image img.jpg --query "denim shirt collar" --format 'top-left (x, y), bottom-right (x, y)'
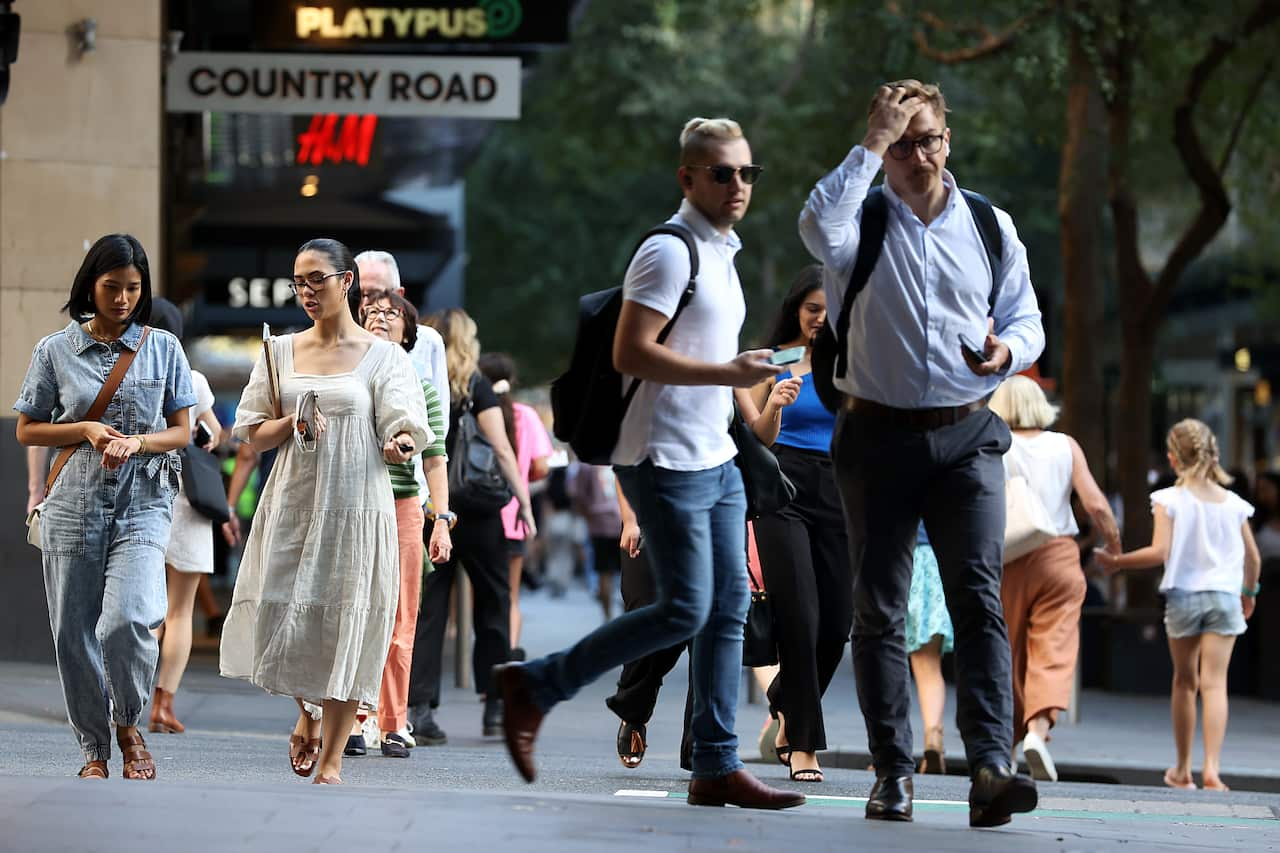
top-left (66, 319), bottom-right (145, 355)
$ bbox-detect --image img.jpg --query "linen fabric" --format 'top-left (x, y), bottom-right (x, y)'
top-left (14, 320), bottom-right (195, 763)
top-left (166, 369), bottom-right (217, 573)
top-left (500, 401), bottom-right (553, 540)
top-left (1151, 486), bottom-right (1255, 594)
top-left (611, 200), bottom-right (747, 471)
top-left (1002, 431), bottom-right (1079, 538)
top-left (220, 335), bottom-right (431, 707)
top-left (387, 380), bottom-right (447, 500)
top-left (798, 145), bottom-right (1044, 408)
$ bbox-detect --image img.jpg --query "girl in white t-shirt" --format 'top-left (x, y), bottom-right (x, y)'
top-left (1096, 419), bottom-right (1261, 792)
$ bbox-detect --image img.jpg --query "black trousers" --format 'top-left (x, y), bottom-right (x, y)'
top-left (831, 406), bottom-right (1013, 777)
top-left (408, 510), bottom-right (511, 707)
top-left (604, 546), bottom-right (693, 770)
top-left (752, 445), bottom-right (852, 753)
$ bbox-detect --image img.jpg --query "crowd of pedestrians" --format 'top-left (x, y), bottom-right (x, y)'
top-left (12, 76), bottom-right (1268, 830)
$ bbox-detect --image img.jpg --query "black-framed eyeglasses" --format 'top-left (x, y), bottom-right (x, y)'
top-left (290, 270), bottom-right (348, 294)
top-left (887, 134), bottom-right (945, 160)
top-left (364, 307), bottom-right (403, 321)
top-left (684, 164), bottom-right (764, 185)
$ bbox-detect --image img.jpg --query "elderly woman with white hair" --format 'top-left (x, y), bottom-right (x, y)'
top-left (989, 376), bottom-right (1120, 782)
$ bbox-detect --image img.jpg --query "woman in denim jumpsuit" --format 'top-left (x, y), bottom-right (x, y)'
top-left (15, 235), bottom-right (195, 781)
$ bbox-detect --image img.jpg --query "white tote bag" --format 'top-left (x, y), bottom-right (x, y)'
top-left (1003, 475), bottom-right (1056, 563)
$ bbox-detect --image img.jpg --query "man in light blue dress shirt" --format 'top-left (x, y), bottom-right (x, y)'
top-left (799, 80), bottom-right (1045, 828)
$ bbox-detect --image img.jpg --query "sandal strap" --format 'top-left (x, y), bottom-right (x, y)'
top-left (78, 761), bottom-right (109, 779)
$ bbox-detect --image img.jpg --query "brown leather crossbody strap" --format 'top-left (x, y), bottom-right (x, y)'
top-left (44, 326), bottom-right (153, 495)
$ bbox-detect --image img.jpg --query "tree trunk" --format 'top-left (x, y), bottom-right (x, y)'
top-left (1115, 320), bottom-right (1158, 605)
top-left (1057, 16), bottom-right (1109, 485)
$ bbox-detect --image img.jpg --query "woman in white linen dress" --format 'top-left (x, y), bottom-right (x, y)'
top-left (219, 238), bottom-right (431, 785)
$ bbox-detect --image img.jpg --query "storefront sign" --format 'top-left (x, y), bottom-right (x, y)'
top-left (253, 1), bottom-right (570, 48)
top-left (166, 52), bottom-right (520, 118)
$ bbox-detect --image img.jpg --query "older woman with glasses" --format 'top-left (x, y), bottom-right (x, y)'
top-left (219, 238), bottom-right (431, 785)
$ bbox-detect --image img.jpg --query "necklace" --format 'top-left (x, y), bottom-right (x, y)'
top-left (86, 318), bottom-right (120, 343)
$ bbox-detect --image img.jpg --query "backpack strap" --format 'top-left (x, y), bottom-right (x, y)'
top-left (833, 188), bottom-right (887, 380)
top-left (44, 326), bottom-right (152, 495)
top-left (960, 189), bottom-right (1004, 314)
top-left (619, 223), bottom-right (699, 411)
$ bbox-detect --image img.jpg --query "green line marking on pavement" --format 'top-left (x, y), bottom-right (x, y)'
top-left (613, 790), bottom-right (1278, 827)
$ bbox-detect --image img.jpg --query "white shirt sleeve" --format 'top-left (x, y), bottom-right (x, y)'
top-left (622, 234), bottom-right (693, 319)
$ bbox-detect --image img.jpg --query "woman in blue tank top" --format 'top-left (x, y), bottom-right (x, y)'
top-left (748, 265), bottom-right (851, 783)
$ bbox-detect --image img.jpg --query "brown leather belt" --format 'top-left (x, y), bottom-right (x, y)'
top-left (842, 395), bottom-right (988, 430)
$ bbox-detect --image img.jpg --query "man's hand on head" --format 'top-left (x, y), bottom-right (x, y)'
top-left (862, 85), bottom-right (929, 158)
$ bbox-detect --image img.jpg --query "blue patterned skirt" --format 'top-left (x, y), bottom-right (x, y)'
top-left (906, 544), bottom-right (954, 655)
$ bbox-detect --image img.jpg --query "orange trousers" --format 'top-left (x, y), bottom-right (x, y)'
top-left (378, 498), bottom-right (425, 733)
top-left (1001, 536), bottom-right (1086, 743)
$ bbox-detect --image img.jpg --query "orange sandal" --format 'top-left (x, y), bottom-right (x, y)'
top-left (117, 732), bottom-right (156, 780)
top-left (78, 760), bottom-right (108, 779)
top-left (290, 734), bottom-right (321, 778)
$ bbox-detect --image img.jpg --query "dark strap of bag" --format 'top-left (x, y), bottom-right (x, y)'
top-left (618, 224), bottom-right (700, 415)
top-left (831, 188), bottom-right (1004, 381)
top-left (44, 326), bottom-right (152, 494)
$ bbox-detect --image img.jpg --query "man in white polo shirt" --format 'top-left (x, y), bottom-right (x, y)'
top-left (493, 117), bottom-right (804, 810)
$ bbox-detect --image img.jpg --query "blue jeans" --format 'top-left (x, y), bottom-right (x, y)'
top-left (42, 449), bottom-right (175, 763)
top-left (523, 460), bottom-right (749, 779)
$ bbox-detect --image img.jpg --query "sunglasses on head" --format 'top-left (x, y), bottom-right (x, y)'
top-left (685, 164), bottom-right (764, 185)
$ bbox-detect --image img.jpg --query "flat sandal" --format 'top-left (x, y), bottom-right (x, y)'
top-left (117, 732), bottom-right (156, 780)
top-left (290, 734), bottom-right (321, 778)
top-left (77, 760), bottom-right (108, 780)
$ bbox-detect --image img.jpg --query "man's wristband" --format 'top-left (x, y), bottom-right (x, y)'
top-left (1243, 583), bottom-right (1261, 598)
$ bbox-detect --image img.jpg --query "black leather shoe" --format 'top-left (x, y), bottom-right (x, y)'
top-left (482, 695), bottom-right (504, 737)
top-left (969, 763), bottom-right (1038, 828)
top-left (865, 775), bottom-right (913, 821)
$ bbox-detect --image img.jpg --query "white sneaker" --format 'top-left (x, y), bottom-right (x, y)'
top-left (396, 725), bottom-right (416, 748)
top-left (1021, 731), bottom-right (1058, 782)
top-left (361, 716), bottom-right (382, 748)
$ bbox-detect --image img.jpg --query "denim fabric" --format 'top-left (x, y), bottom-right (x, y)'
top-left (1163, 589), bottom-right (1247, 639)
top-left (522, 460), bottom-right (749, 779)
top-left (14, 320), bottom-right (192, 762)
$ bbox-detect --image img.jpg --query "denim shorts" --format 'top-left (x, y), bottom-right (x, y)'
top-left (1163, 589), bottom-right (1247, 639)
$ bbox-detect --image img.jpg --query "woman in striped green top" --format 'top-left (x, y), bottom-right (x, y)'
top-left (362, 289), bottom-right (451, 756)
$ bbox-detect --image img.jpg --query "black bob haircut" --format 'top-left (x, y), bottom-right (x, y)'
top-left (296, 237), bottom-right (361, 321)
top-left (62, 234), bottom-right (153, 325)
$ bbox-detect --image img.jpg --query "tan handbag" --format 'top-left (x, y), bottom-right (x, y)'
top-left (1003, 474), bottom-right (1057, 563)
top-left (26, 327), bottom-right (152, 550)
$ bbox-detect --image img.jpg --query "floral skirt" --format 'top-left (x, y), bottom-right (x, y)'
top-left (906, 544), bottom-right (954, 655)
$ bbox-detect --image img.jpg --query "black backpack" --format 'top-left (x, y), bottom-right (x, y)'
top-left (448, 374), bottom-right (515, 514)
top-left (550, 224), bottom-right (699, 465)
top-left (812, 187), bottom-right (1005, 412)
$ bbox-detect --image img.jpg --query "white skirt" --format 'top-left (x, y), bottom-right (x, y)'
top-left (165, 479), bottom-right (215, 573)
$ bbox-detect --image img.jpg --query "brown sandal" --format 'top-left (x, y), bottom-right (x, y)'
top-left (117, 732), bottom-right (156, 780)
top-left (78, 760), bottom-right (108, 779)
top-left (290, 734), bottom-right (321, 778)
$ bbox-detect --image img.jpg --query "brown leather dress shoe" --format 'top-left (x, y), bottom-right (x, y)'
top-left (492, 663), bottom-right (545, 783)
top-left (687, 769), bottom-right (806, 810)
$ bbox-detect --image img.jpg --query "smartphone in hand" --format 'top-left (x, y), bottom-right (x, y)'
top-left (769, 346), bottom-right (806, 366)
top-left (194, 420), bottom-right (214, 449)
top-left (958, 333), bottom-right (987, 366)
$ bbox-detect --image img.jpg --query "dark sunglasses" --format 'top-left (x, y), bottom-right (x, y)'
top-left (685, 164), bottom-right (764, 185)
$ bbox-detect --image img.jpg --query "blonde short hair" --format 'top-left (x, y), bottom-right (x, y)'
top-left (1167, 418), bottom-right (1233, 486)
top-left (870, 79), bottom-right (949, 122)
top-left (989, 375), bottom-right (1058, 429)
top-left (679, 117), bottom-right (744, 164)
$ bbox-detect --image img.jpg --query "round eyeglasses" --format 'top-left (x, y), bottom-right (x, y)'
top-left (887, 134), bottom-right (945, 160)
top-left (364, 307), bottom-right (403, 321)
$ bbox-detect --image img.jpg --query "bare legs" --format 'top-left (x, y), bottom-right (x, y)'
top-left (291, 698), bottom-right (359, 782)
top-left (909, 635), bottom-right (946, 772)
top-left (509, 553), bottom-right (525, 648)
top-left (156, 566), bottom-right (202, 694)
top-left (1166, 632), bottom-right (1237, 791)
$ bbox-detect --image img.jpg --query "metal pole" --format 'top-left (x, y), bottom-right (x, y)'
top-left (454, 570), bottom-right (473, 689)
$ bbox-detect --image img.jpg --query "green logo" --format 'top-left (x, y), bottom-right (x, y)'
top-left (480, 0), bottom-right (522, 38)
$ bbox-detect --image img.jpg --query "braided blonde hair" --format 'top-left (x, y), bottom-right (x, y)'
top-left (1166, 418), bottom-right (1232, 486)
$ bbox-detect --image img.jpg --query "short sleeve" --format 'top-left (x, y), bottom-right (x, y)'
top-left (1150, 487), bottom-right (1176, 519)
top-left (622, 234), bottom-right (693, 319)
top-left (192, 371), bottom-right (215, 417)
top-left (161, 333), bottom-right (197, 417)
top-left (232, 345), bottom-right (278, 442)
top-left (518, 404), bottom-right (552, 460)
top-left (1233, 493), bottom-right (1256, 522)
top-left (421, 380), bottom-right (447, 458)
top-left (469, 373), bottom-right (500, 415)
top-left (13, 341), bottom-right (58, 422)
top-left (373, 343), bottom-right (433, 450)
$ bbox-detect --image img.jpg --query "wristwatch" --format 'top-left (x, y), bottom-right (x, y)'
top-left (433, 511), bottom-right (458, 530)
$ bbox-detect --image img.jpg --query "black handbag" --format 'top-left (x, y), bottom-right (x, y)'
top-left (729, 404), bottom-right (796, 520)
top-left (742, 560), bottom-right (777, 667)
top-left (179, 443), bottom-right (231, 523)
top-left (448, 374), bottom-right (515, 515)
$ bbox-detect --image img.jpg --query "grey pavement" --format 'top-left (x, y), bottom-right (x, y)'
top-left (1, 583), bottom-right (1278, 851)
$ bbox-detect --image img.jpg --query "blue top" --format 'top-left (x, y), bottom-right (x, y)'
top-left (774, 369), bottom-right (836, 453)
